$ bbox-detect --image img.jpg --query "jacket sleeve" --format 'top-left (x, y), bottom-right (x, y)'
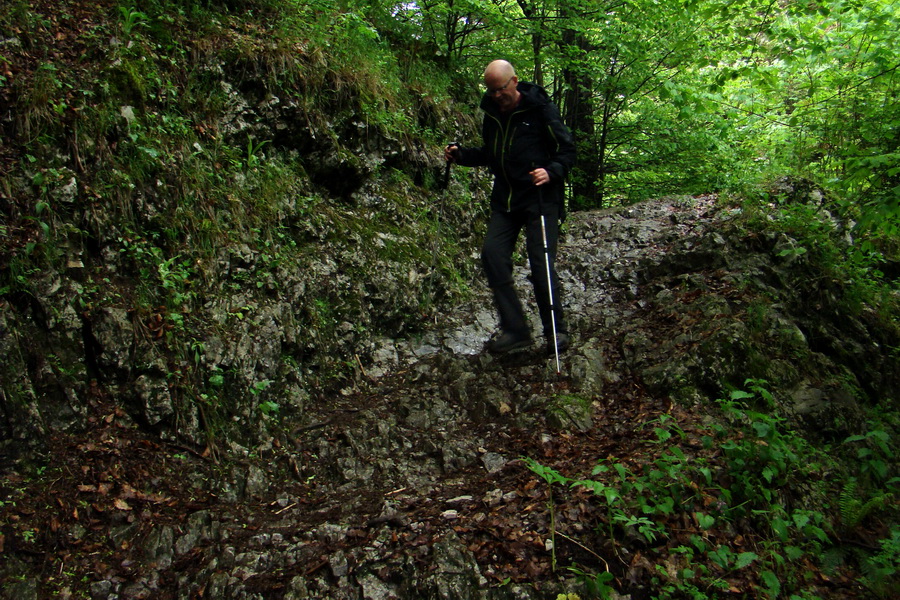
top-left (542, 102), bottom-right (576, 183)
top-left (454, 145), bottom-right (490, 168)
top-left (453, 113), bottom-right (493, 168)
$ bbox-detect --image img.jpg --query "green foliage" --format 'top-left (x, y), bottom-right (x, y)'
top-left (521, 380), bottom-right (894, 598)
top-left (737, 193), bottom-right (899, 331)
top-left (838, 479), bottom-right (893, 531)
top-left (708, 0), bottom-right (900, 235)
top-left (4, 0), bottom-right (895, 218)
top-left (566, 568), bottom-right (615, 599)
top-left (862, 525), bottom-right (900, 598)
top-left (118, 5), bottom-right (148, 37)
top-left (843, 425), bottom-right (898, 486)
top-left (715, 382), bottom-right (814, 513)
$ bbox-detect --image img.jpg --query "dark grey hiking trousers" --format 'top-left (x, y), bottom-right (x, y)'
top-left (481, 203), bottom-right (567, 337)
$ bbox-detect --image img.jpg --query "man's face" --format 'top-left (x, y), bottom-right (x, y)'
top-left (485, 74), bottom-right (518, 111)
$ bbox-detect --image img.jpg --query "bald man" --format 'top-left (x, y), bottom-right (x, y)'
top-left (446, 60), bottom-right (576, 355)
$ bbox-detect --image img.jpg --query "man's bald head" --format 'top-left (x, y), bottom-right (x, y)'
top-left (484, 60), bottom-right (516, 81)
top-left (483, 60), bottom-right (520, 112)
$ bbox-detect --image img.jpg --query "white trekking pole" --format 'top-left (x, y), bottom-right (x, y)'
top-left (536, 172), bottom-right (561, 374)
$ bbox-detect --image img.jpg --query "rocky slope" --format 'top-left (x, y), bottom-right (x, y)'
top-left (2, 190), bottom-right (896, 599)
top-left (1, 4), bottom-right (898, 598)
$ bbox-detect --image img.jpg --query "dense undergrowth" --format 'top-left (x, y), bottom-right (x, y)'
top-left (532, 379), bottom-right (899, 599)
top-left (0, 1), bottom-right (898, 599)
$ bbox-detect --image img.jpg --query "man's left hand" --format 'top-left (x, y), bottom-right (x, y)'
top-left (529, 168), bottom-right (550, 186)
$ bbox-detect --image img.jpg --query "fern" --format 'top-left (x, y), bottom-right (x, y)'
top-left (840, 480), bottom-right (893, 531)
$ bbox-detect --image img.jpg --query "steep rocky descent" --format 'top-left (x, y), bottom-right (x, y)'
top-left (2, 192), bottom-right (894, 599)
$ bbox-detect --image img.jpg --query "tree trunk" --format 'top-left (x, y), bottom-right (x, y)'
top-left (516, 0), bottom-right (545, 87)
top-left (560, 28), bottom-right (599, 209)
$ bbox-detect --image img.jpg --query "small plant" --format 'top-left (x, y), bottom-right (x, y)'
top-left (716, 381), bottom-right (809, 512)
top-left (521, 379), bottom-right (857, 598)
top-left (250, 380), bottom-right (273, 396)
top-left (612, 513), bottom-right (665, 543)
top-left (842, 424), bottom-right (896, 485)
top-left (158, 255), bottom-right (195, 308)
top-left (567, 567), bottom-right (615, 599)
top-left (119, 6), bottom-right (147, 36)
top-left (244, 139), bottom-right (269, 170)
top-left (208, 369), bottom-right (225, 388)
top-left (258, 400), bottom-right (280, 416)
top-left (555, 593), bottom-right (586, 600)
top-left (523, 456), bottom-right (569, 570)
top-left (707, 545), bottom-right (758, 571)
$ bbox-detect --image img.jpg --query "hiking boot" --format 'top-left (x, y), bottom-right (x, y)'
top-left (488, 330), bottom-right (533, 354)
top-left (547, 332), bottom-right (570, 355)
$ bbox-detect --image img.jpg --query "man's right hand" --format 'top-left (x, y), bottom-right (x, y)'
top-left (444, 143), bottom-right (459, 163)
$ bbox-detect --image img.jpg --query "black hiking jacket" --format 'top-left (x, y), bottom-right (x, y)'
top-left (455, 81), bottom-right (576, 216)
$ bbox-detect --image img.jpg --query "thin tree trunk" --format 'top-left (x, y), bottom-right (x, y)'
top-left (561, 28), bottom-right (598, 209)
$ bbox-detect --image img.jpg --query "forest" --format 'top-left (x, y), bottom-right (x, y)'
top-left (340, 0), bottom-right (899, 218)
top-left (0, 0), bottom-right (898, 598)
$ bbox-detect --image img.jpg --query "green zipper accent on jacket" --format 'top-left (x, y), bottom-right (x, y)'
top-left (546, 123), bottom-right (559, 153)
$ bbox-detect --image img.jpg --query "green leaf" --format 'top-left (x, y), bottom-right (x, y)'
top-left (771, 517), bottom-right (789, 541)
top-left (734, 551), bottom-right (758, 569)
top-left (259, 400), bottom-right (280, 415)
top-left (785, 545), bottom-right (805, 561)
top-left (524, 458), bottom-right (568, 486)
top-left (603, 488), bottom-right (621, 506)
top-left (709, 545), bottom-right (732, 568)
top-left (656, 496), bottom-right (675, 515)
top-left (654, 427), bottom-right (672, 442)
top-left (695, 512), bottom-right (715, 529)
top-left (592, 463), bottom-right (610, 476)
top-left (571, 478), bottom-right (603, 495)
top-left (760, 570), bottom-right (781, 597)
top-left (792, 512), bottom-right (810, 529)
top-left (753, 422), bottom-right (771, 438)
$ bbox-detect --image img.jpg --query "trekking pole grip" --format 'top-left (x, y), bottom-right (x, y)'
top-left (443, 142), bottom-right (458, 190)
